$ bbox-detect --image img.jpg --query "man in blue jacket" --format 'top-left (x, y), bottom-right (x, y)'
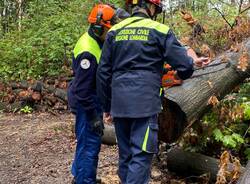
top-left (96, 0), bottom-right (210, 183)
top-left (67, 4), bottom-right (129, 184)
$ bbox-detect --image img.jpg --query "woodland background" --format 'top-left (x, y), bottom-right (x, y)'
top-left (0, 0), bottom-right (249, 183)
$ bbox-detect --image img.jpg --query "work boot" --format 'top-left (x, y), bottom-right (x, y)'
top-left (71, 177), bottom-right (101, 184)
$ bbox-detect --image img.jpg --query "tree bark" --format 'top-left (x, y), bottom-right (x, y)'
top-left (159, 38), bottom-right (250, 143)
top-left (237, 161), bottom-right (250, 184)
top-left (167, 148), bottom-right (245, 182)
top-left (101, 127), bottom-right (248, 183)
top-left (100, 37), bottom-right (250, 144)
top-left (102, 124), bottom-right (117, 145)
top-left (16, 0), bottom-right (22, 31)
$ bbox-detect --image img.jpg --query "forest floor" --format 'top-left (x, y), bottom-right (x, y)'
top-left (0, 112), bottom-right (172, 184)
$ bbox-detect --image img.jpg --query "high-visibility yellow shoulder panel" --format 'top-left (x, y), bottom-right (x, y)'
top-left (127, 18), bottom-right (169, 34)
top-left (109, 17), bottom-right (142, 32)
top-left (73, 32), bottom-right (102, 63)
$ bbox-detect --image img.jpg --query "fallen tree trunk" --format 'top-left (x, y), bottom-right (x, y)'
top-left (102, 124), bottom-right (117, 145)
top-left (3, 40), bottom-right (250, 144)
top-left (1, 39), bottom-right (249, 184)
top-left (101, 126), bottom-right (248, 183)
top-left (100, 39), bottom-right (250, 182)
top-left (167, 148), bottom-right (245, 182)
top-left (237, 161), bottom-right (250, 184)
top-left (98, 39), bottom-right (250, 146)
top-left (159, 38), bottom-right (250, 143)
top-left (73, 39), bottom-right (250, 144)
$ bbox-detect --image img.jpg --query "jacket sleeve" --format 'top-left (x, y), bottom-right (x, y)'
top-left (162, 30), bottom-right (194, 80)
top-left (68, 52), bottom-right (98, 113)
top-left (96, 32), bottom-right (113, 113)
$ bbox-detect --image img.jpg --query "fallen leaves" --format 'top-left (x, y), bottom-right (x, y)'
top-left (216, 151), bottom-right (230, 184)
top-left (229, 16), bottom-right (250, 45)
top-left (208, 96), bottom-right (219, 106)
top-left (216, 151), bottom-right (242, 184)
top-left (180, 10), bottom-right (196, 26)
top-left (19, 90), bottom-right (31, 98)
top-left (237, 50), bottom-right (249, 71)
top-left (32, 92), bottom-right (42, 101)
top-left (219, 103), bottom-right (245, 124)
top-left (231, 158), bottom-right (241, 182)
top-left (230, 44), bottom-right (241, 52)
top-left (201, 44), bottom-right (211, 57)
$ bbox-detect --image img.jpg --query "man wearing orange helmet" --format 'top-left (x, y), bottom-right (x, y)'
top-left (67, 3), bottom-right (129, 184)
top-left (97, 0), bottom-right (209, 183)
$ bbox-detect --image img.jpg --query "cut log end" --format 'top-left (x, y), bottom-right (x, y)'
top-left (158, 98), bottom-right (187, 143)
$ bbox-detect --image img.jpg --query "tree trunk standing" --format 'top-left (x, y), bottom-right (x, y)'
top-left (1, 0), bottom-right (8, 34)
top-left (159, 38), bottom-right (250, 143)
top-left (16, 0), bottom-right (22, 31)
top-left (0, 2), bottom-right (2, 35)
top-left (168, 0), bottom-right (174, 26)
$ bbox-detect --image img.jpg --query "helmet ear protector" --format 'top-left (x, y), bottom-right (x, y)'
top-left (89, 4), bottom-right (130, 36)
top-left (91, 11), bottom-right (104, 36)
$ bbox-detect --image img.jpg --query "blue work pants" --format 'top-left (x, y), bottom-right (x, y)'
top-left (114, 115), bottom-right (158, 184)
top-left (71, 105), bottom-right (102, 184)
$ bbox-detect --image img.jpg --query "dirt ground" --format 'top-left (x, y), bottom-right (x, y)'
top-left (0, 112), bottom-right (169, 184)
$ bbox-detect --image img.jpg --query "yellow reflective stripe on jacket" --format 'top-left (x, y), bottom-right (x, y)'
top-left (110, 17), bottom-right (169, 34)
top-left (127, 18), bottom-right (169, 34)
top-left (159, 87), bottom-right (163, 96)
top-left (73, 32), bottom-right (102, 63)
top-left (142, 126), bottom-right (150, 152)
top-left (109, 17), bottom-right (143, 32)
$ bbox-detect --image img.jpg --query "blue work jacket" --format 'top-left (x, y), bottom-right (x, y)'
top-left (97, 12), bottom-right (194, 118)
top-left (68, 29), bottom-right (103, 114)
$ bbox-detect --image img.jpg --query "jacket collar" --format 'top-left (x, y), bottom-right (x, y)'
top-left (131, 11), bottom-right (150, 19)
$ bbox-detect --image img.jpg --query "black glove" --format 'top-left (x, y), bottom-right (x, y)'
top-left (89, 113), bottom-right (104, 136)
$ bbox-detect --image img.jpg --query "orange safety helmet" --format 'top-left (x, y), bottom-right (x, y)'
top-left (88, 4), bottom-right (116, 29)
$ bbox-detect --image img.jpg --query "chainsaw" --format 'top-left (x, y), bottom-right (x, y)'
top-left (162, 64), bottom-right (183, 88)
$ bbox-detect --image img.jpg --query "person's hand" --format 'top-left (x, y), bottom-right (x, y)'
top-left (103, 112), bottom-right (113, 124)
top-left (194, 57), bottom-right (211, 68)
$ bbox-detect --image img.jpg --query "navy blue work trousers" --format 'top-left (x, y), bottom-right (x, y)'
top-left (114, 115), bottom-right (159, 184)
top-left (71, 104), bottom-right (102, 184)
